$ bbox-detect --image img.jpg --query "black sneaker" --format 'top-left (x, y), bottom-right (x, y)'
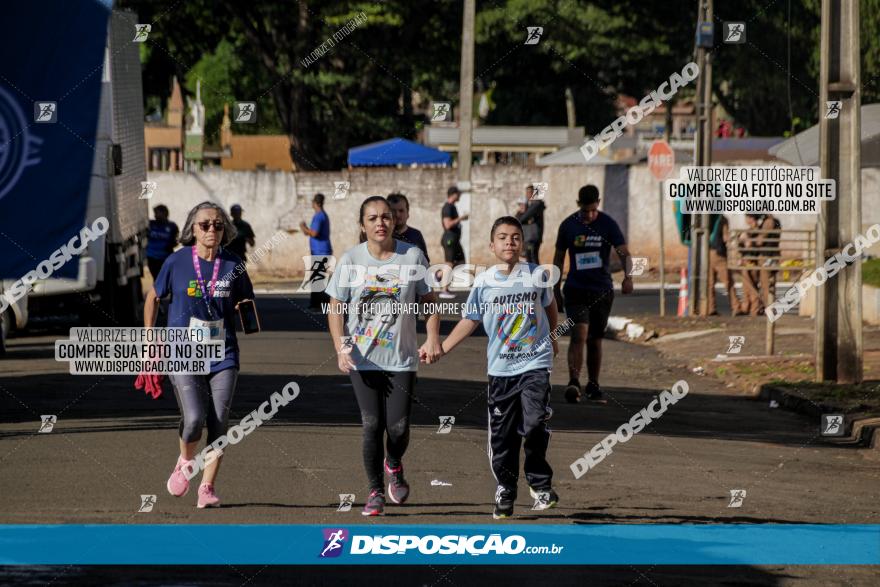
top-left (362, 489), bottom-right (385, 516)
top-left (529, 486), bottom-right (559, 511)
top-left (384, 459), bottom-right (410, 504)
top-left (493, 485), bottom-right (515, 519)
top-left (564, 379), bottom-right (581, 404)
top-left (585, 381), bottom-right (603, 401)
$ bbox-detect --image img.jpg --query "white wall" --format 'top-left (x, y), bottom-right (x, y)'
top-left (148, 165), bottom-right (880, 279)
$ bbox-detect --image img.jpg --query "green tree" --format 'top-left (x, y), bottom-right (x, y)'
top-left (121, 0), bottom-right (880, 168)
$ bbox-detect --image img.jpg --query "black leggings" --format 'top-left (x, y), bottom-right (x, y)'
top-left (350, 370), bottom-right (415, 491)
top-left (169, 369), bottom-right (238, 445)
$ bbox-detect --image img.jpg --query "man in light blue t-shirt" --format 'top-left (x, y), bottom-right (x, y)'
top-left (439, 216), bottom-right (560, 520)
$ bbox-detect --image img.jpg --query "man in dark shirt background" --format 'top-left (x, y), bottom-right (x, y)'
top-left (553, 184), bottom-right (633, 404)
top-left (515, 184), bottom-right (546, 264)
top-left (440, 185), bottom-right (468, 299)
top-left (146, 204), bottom-right (179, 279)
top-left (227, 204), bottom-right (255, 261)
top-left (388, 192), bottom-right (429, 261)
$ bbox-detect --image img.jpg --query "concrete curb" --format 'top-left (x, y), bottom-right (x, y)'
top-left (759, 384), bottom-right (880, 450)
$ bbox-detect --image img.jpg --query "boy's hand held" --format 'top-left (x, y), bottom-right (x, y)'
top-left (419, 340), bottom-right (444, 364)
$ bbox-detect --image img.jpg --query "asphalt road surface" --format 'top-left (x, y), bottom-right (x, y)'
top-left (1, 293), bottom-right (877, 585)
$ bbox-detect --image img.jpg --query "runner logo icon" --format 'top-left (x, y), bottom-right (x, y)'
top-left (825, 101), bottom-right (842, 119)
top-left (723, 22), bottom-right (746, 43)
top-left (432, 102), bottom-right (451, 122)
top-left (531, 491), bottom-right (551, 510)
top-left (821, 414), bottom-right (844, 436)
top-left (133, 24), bottom-right (151, 42)
top-left (726, 336), bottom-right (745, 354)
top-left (319, 528), bottom-right (348, 558)
top-left (234, 102), bottom-right (257, 124)
top-left (34, 102), bottom-right (57, 123)
top-left (437, 416), bottom-right (455, 434)
top-left (337, 494), bottom-right (355, 512)
top-left (629, 257), bottom-right (648, 276)
top-left (38, 415), bottom-right (57, 433)
top-left (140, 181), bottom-right (157, 200)
top-left (138, 494), bottom-right (156, 512)
top-left (531, 182), bottom-right (548, 200)
top-left (524, 27), bottom-right (543, 45)
top-left (728, 489), bottom-right (746, 508)
top-left (333, 181), bottom-right (350, 200)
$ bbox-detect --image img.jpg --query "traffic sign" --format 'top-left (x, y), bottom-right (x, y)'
top-left (648, 140), bottom-right (675, 180)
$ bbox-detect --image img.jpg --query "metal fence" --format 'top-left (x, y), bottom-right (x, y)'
top-left (728, 228), bottom-right (816, 354)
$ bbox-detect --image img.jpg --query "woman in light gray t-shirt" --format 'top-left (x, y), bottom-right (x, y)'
top-left (325, 196), bottom-right (443, 516)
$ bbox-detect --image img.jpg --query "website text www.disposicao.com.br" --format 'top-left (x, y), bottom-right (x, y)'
top-left (318, 530), bottom-right (564, 558)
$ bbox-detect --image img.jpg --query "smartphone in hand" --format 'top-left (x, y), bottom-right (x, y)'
top-left (238, 300), bottom-right (261, 334)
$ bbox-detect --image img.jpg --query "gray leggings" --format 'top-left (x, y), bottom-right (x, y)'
top-left (169, 369), bottom-right (238, 444)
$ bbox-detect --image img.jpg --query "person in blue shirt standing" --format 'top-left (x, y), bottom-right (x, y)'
top-left (146, 205), bottom-right (179, 280)
top-left (299, 193), bottom-right (333, 311)
top-left (438, 216), bottom-right (560, 519)
top-left (144, 201), bottom-right (255, 509)
top-left (553, 184), bottom-right (633, 404)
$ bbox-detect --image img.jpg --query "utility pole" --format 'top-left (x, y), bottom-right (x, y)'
top-left (817, 0), bottom-right (862, 383)
top-left (457, 0), bottom-right (475, 264)
top-left (659, 101), bottom-right (674, 317)
top-left (565, 87), bottom-right (576, 129)
top-left (689, 0), bottom-right (713, 317)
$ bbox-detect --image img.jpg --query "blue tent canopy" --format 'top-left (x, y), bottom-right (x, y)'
top-left (348, 137), bottom-right (451, 167)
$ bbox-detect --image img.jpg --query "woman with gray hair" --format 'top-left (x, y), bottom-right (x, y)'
top-left (143, 201), bottom-right (255, 508)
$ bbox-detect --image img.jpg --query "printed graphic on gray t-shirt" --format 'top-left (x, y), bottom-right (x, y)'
top-left (325, 240), bottom-right (430, 371)
top-left (464, 264), bottom-right (553, 377)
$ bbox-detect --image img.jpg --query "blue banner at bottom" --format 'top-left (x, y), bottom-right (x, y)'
top-left (0, 524), bottom-right (877, 565)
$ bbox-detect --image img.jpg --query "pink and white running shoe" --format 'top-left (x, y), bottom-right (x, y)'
top-left (197, 483), bottom-right (221, 508)
top-left (166, 455), bottom-right (193, 497)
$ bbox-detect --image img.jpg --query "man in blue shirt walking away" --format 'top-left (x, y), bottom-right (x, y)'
top-left (299, 193), bottom-right (333, 311)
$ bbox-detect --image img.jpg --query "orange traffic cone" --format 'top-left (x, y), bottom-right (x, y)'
top-left (677, 267), bottom-right (688, 317)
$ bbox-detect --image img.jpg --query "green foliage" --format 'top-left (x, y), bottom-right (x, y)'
top-left (184, 40), bottom-right (282, 139)
top-left (119, 0), bottom-right (880, 168)
top-left (862, 258), bottom-right (880, 289)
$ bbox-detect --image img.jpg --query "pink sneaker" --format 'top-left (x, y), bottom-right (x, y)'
top-left (166, 455), bottom-right (193, 497)
top-left (197, 483), bottom-right (221, 508)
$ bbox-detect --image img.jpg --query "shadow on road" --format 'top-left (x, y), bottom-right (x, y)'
top-left (0, 372), bottom-right (832, 450)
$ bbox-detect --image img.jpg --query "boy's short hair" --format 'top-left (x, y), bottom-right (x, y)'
top-left (490, 216), bottom-right (523, 240)
top-left (387, 192), bottom-right (409, 209)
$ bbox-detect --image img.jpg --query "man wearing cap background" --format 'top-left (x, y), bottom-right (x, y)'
top-left (228, 204), bottom-right (256, 262)
top-left (440, 185), bottom-right (468, 299)
top-left (515, 184), bottom-right (546, 264)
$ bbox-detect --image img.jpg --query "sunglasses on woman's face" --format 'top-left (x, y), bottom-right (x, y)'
top-left (197, 220), bottom-right (225, 232)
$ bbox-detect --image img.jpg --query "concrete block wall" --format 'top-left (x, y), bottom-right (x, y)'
top-left (147, 165), bottom-right (880, 280)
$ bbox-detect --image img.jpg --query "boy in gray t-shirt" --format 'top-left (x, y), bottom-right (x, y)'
top-left (439, 216), bottom-right (560, 519)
